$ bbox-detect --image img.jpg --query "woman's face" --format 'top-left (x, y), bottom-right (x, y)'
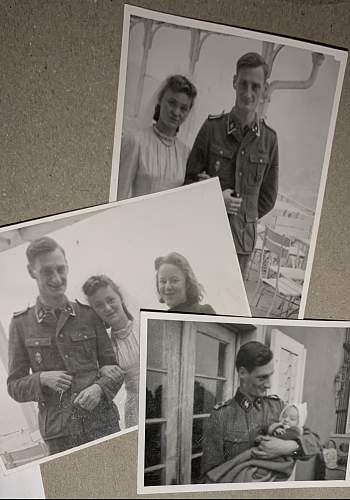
top-left (157, 263), bottom-right (187, 308)
top-left (157, 89), bottom-right (192, 135)
top-left (88, 285), bottom-right (128, 328)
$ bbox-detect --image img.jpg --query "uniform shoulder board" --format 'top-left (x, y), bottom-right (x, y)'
top-left (213, 398), bottom-right (232, 410)
top-left (75, 299), bottom-right (91, 308)
top-left (13, 306), bottom-right (30, 318)
top-left (208, 110), bottom-right (226, 120)
top-left (261, 119), bottom-right (277, 135)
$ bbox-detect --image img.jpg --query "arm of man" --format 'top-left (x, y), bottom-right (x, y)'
top-left (117, 130), bottom-right (140, 200)
top-left (7, 318), bottom-right (44, 403)
top-left (92, 313), bottom-right (125, 402)
top-left (258, 133), bottom-right (279, 219)
top-left (201, 409), bottom-right (225, 476)
top-left (184, 119), bottom-right (210, 185)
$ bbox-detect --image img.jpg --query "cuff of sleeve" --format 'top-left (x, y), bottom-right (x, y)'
top-left (34, 372), bottom-right (45, 402)
top-left (95, 376), bottom-right (122, 402)
top-left (292, 438), bottom-right (305, 459)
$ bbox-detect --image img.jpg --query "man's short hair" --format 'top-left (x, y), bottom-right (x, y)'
top-left (236, 341), bottom-right (273, 373)
top-left (26, 237), bottom-right (66, 267)
top-left (236, 52), bottom-right (269, 81)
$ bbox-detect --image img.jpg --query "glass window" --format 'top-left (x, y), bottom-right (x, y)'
top-left (193, 378), bottom-right (224, 415)
top-left (146, 371), bottom-right (167, 419)
top-left (144, 468), bottom-right (165, 487)
top-left (144, 422), bottom-right (166, 469)
top-left (147, 320), bottom-right (167, 370)
top-left (195, 332), bottom-right (226, 377)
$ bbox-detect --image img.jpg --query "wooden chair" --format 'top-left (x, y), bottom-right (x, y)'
top-left (253, 227), bottom-right (303, 317)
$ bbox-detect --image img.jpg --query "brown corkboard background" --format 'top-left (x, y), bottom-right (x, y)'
top-left (1, 0), bottom-right (350, 497)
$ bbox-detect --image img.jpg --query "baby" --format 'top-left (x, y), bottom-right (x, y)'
top-left (207, 402), bottom-right (308, 483)
top-left (259, 402), bottom-right (307, 443)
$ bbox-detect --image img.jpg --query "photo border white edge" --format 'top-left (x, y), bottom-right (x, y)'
top-left (0, 425), bottom-right (137, 476)
top-left (109, 3), bottom-right (348, 321)
top-left (137, 309), bottom-right (350, 494)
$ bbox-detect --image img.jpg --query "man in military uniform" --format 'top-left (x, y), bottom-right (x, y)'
top-left (7, 237), bottom-right (124, 455)
top-left (201, 341), bottom-right (320, 481)
top-left (185, 52), bottom-right (278, 277)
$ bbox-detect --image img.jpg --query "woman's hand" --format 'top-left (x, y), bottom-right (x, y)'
top-left (197, 170), bottom-right (211, 181)
top-left (100, 365), bottom-right (125, 383)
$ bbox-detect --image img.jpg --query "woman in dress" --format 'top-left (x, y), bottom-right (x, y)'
top-left (117, 74), bottom-right (197, 200)
top-left (82, 275), bottom-right (139, 428)
top-left (154, 252), bottom-right (216, 314)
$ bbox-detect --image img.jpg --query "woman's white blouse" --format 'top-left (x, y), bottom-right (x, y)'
top-left (118, 125), bottom-right (190, 199)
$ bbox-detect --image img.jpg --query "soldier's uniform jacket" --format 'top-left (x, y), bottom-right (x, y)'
top-left (7, 298), bottom-right (123, 442)
top-left (201, 389), bottom-right (320, 476)
top-left (185, 109), bottom-right (279, 254)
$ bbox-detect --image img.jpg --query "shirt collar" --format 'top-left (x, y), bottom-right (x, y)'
top-left (227, 109), bottom-right (260, 137)
top-left (235, 388), bottom-right (263, 412)
top-left (35, 297), bottom-right (76, 323)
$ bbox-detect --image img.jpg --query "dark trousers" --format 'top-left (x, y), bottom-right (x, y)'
top-left (46, 421), bottom-right (121, 455)
top-left (238, 253), bottom-right (251, 280)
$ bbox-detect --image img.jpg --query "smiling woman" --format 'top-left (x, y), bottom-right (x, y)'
top-left (82, 275), bottom-right (139, 428)
top-left (117, 75), bottom-right (197, 200)
top-left (154, 252), bottom-right (216, 314)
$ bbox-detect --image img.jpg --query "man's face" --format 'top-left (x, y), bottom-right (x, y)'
top-left (233, 65), bottom-right (266, 115)
top-left (28, 248), bottom-right (68, 303)
top-left (239, 359), bottom-right (274, 399)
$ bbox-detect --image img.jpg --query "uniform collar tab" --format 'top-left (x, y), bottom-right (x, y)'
top-left (235, 389), bottom-right (263, 412)
top-left (227, 109), bottom-right (260, 137)
top-left (35, 297), bottom-right (75, 323)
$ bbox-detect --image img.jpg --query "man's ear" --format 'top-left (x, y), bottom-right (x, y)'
top-left (27, 264), bottom-right (36, 280)
top-left (238, 366), bottom-right (247, 379)
top-left (233, 74), bottom-right (237, 90)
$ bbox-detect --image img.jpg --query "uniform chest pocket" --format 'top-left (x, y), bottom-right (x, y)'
top-left (25, 337), bottom-right (52, 370)
top-left (223, 431), bottom-right (250, 461)
top-left (70, 328), bottom-right (97, 361)
top-left (209, 144), bottom-right (234, 174)
top-left (246, 152), bottom-right (269, 186)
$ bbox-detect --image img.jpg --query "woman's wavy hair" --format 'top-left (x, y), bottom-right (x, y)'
top-left (82, 274), bottom-right (133, 321)
top-left (154, 252), bottom-right (204, 305)
top-left (153, 75), bottom-right (197, 122)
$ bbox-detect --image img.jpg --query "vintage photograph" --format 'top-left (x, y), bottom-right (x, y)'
top-left (110, 5), bottom-right (348, 318)
top-left (0, 180), bottom-right (251, 472)
top-left (138, 311), bottom-right (350, 493)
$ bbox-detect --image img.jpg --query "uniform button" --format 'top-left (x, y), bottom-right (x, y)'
top-left (241, 150), bottom-right (245, 156)
top-left (64, 354), bottom-right (69, 359)
top-left (35, 341), bottom-right (39, 346)
top-left (220, 150), bottom-right (223, 155)
top-left (40, 402), bottom-right (45, 408)
top-left (259, 158), bottom-right (263, 163)
top-left (83, 335), bottom-right (88, 339)
top-left (239, 172), bottom-right (242, 176)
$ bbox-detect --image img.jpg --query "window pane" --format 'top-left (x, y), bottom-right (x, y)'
top-left (193, 378), bottom-right (224, 415)
top-left (144, 423), bottom-right (166, 468)
top-left (195, 332), bottom-right (226, 377)
top-left (191, 455), bottom-right (202, 484)
top-left (147, 319), bottom-right (167, 370)
top-left (144, 468), bottom-right (165, 486)
top-left (146, 371), bottom-right (167, 419)
top-left (192, 417), bottom-right (208, 455)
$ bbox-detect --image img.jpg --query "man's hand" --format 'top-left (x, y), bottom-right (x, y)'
top-left (251, 436), bottom-right (298, 460)
top-left (222, 189), bottom-right (242, 215)
top-left (100, 365), bottom-right (125, 383)
top-left (39, 371), bottom-right (73, 392)
top-left (74, 384), bottom-right (103, 412)
top-left (197, 170), bottom-right (211, 181)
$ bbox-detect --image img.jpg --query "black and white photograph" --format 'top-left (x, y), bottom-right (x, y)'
top-left (110, 4), bottom-right (347, 319)
top-left (138, 311), bottom-right (350, 493)
top-left (0, 179), bottom-right (251, 472)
